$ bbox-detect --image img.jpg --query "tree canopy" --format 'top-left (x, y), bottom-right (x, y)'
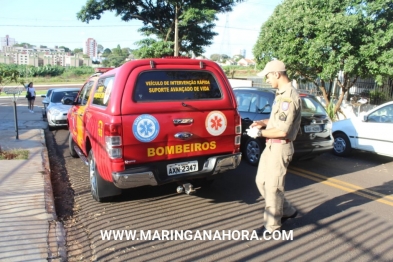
top-left (101, 45), bottom-right (130, 67)
top-left (13, 43), bottom-right (33, 48)
top-left (73, 48), bottom-right (83, 54)
top-left (59, 46), bottom-right (70, 52)
top-left (0, 65), bottom-right (22, 90)
top-left (253, 0), bottom-right (393, 114)
top-left (133, 38), bottom-right (174, 59)
top-left (77, 0), bottom-right (244, 57)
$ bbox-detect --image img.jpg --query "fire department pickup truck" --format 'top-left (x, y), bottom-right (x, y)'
top-left (67, 58), bottom-right (242, 202)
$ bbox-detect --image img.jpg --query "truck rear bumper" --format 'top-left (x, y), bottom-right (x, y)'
top-left (112, 153), bottom-right (242, 189)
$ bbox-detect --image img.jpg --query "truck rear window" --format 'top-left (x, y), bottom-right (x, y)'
top-left (133, 71), bottom-right (222, 101)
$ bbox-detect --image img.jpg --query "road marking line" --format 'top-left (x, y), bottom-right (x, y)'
top-left (290, 166), bottom-right (393, 201)
top-left (289, 167), bottom-right (393, 207)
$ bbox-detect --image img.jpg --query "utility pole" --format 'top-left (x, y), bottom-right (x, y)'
top-left (174, 4), bottom-right (179, 57)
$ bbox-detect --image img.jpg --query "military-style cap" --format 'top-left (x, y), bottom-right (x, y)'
top-left (257, 60), bottom-right (286, 77)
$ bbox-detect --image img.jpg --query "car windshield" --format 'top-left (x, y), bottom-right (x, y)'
top-left (51, 91), bottom-right (79, 103)
top-left (46, 89), bottom-right (53, 97)
top-left (301, 95), bottom-right (327, 116)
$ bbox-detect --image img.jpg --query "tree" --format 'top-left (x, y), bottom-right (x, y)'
top-left (13, 43), bottom-right (34, 48)
top-left (101, 48), bottom-right (112, 58)
top-left (73, 48), bottom-right (83, 54)
top-left (253, 0), bottom-right (393, 117)
top-left (133, 39), bottom-right (174, 59)
top-left (210, 54), bottom-right (221, 61)
top-left (77, 0), bottom-right (244, 56)
top-left (100, 45), bottom-right (129, 67)
top-left (232, 54), bottom-right (243, 62)
top-left (59, 46), bottom-right (70, 52)
top-left (97, 44), bottom-right (104, 54)
top-left (0, 65), bottom-right (22, 93)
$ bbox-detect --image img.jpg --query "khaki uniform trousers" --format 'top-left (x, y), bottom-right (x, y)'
top-left (255, 142), bottom-right (296, 232)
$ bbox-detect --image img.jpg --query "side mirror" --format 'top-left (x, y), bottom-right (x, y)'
top-left (362, 114), bottom-right (367, 122)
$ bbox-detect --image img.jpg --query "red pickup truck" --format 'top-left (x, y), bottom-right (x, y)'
top-left (67, 58), bottom-right (242, 202)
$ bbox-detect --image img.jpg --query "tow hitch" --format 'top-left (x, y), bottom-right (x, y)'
top-left (176, 183), bottom-right (196, 195)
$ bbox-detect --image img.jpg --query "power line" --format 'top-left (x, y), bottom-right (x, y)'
top-left (0, 24), bottom-right (140, 28)
top-left (0, 24), bottom-right (258, 31)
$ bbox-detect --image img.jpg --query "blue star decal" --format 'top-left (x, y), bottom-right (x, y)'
top-left (139, 120), bottom-right (153, 136)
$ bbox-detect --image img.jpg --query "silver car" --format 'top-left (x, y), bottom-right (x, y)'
top-left (46, 88), bottom-right (80, 130)
top-left (41, 88), bottom-right (55, 118)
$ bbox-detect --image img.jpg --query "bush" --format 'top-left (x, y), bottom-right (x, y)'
top-left (369, 90), bottom-right (388, 104)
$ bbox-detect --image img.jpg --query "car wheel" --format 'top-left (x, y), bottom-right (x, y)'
top-left (243, 138), bottom-right (264, 166)
top-left (88, 149), bottom-right (120, 202)
top-left (68, 132), bottom-right (79, 158)
top-left (333, 132), bottom-right (352, 157)
top-left (88, 149), bottom-right (105, 202)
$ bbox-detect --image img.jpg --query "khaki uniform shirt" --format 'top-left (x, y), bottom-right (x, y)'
top-left (266, 82), bottom-right (302, 141)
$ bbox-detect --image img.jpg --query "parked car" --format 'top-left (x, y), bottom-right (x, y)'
top-left (233, 87), bottom-right (334, 165)
top-left (67, 58), bottom-right (242, 202)
top-left (332, 101), bottom-right (393, 157)
top-left (41, 88), bottom-right (55, 118)
top-left (46, 88), bottom-right (80, 130)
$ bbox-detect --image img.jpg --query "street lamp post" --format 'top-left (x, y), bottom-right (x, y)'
top-left (174, 4), bottom-right (179, 57)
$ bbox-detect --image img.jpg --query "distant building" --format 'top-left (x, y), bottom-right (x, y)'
top-left (84, 38), bottom-right (98, 59)
top-left (237, 58), bottom-right (256, 67)
top-left (0, 35), bottom-right (92, 67)
top-left (237, 49), bottom-right (246, 58)
top-left (1, 35), bottom-right (17, 51)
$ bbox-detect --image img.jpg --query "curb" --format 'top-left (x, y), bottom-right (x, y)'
top-left (40, 129), bottom-right (67, 261)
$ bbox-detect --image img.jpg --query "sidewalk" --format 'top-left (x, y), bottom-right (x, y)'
top-left (0, 98), bottom-right (66, 261)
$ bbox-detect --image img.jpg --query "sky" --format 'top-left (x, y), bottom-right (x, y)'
top-left (1, 0), bottom-right (282, 59)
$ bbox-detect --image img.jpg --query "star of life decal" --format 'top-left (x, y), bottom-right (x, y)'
top-left (205, 111), bottom-right (227, 136)
top-left (133, 114), bottom-right (160, 142)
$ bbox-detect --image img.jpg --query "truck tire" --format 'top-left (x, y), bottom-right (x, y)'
top-left (88, 149), bottom-right (121, 202)
top-left (69, 132), bottom-right (79, 158)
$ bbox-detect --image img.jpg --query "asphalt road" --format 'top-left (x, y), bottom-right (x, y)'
top-left (5, 95), bottom-right (393, 261)
top-left (48, 124), bottom-right (393, 261)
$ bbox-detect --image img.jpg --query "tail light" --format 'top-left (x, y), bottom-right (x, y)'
top-left (104, 123), bottom-right (123, 159)
top-left (234, 111), bottom-right (241, 146)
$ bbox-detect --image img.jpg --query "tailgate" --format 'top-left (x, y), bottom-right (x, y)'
top-left (122, 108), bottom-right (237, 164)
top-left (120, 67), bottom-right (239, 165)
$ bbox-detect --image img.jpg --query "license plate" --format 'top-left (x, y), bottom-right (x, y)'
top-left (304, 125), bottom-right (322, 133)
top-left (167, 161), bottom-right (198, 176)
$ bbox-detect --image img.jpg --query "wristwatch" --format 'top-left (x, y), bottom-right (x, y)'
top-left (257, 129), bottom-right (263, 137)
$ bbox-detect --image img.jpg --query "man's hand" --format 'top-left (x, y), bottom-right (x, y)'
top-left (250, 119), bottom-right (267, 129)
top-left (246, 127), bottom-right (260, 138)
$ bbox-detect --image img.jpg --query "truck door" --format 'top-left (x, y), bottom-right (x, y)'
top-left (71, 80), bottom-right (95, 147)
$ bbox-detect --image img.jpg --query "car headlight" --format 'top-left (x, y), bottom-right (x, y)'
top-left (48, 108), bottom-right (62, 116)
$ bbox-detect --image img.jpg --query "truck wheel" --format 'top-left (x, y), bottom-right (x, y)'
top-left (88, 149), bottom-right (105, 202)
top-left (243, 138), bottom-right (264, 166)
top-left (68, 132), bottom-right (79, 158)
top-left (333, 132), bottom-right (352, 157)
top-left (88, 149), bottom-right (121, 202)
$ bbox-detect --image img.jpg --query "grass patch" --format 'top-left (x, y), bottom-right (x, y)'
top-left (0, 147), bottom-right (29, 160)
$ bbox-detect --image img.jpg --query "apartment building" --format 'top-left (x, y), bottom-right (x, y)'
top-left (1, 48), bottom-right (89, 67)
top-left (84, 38), bottom-right (97, 59)
top-left (0, 35), bottom-right (16, 49)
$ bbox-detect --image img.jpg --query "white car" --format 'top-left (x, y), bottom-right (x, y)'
top-left (46, 88), bottom-right (80, 130)
top-left (332, 101), bottom-right (393, 157)
top-left (41, 88), bottom-right (55, 118)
